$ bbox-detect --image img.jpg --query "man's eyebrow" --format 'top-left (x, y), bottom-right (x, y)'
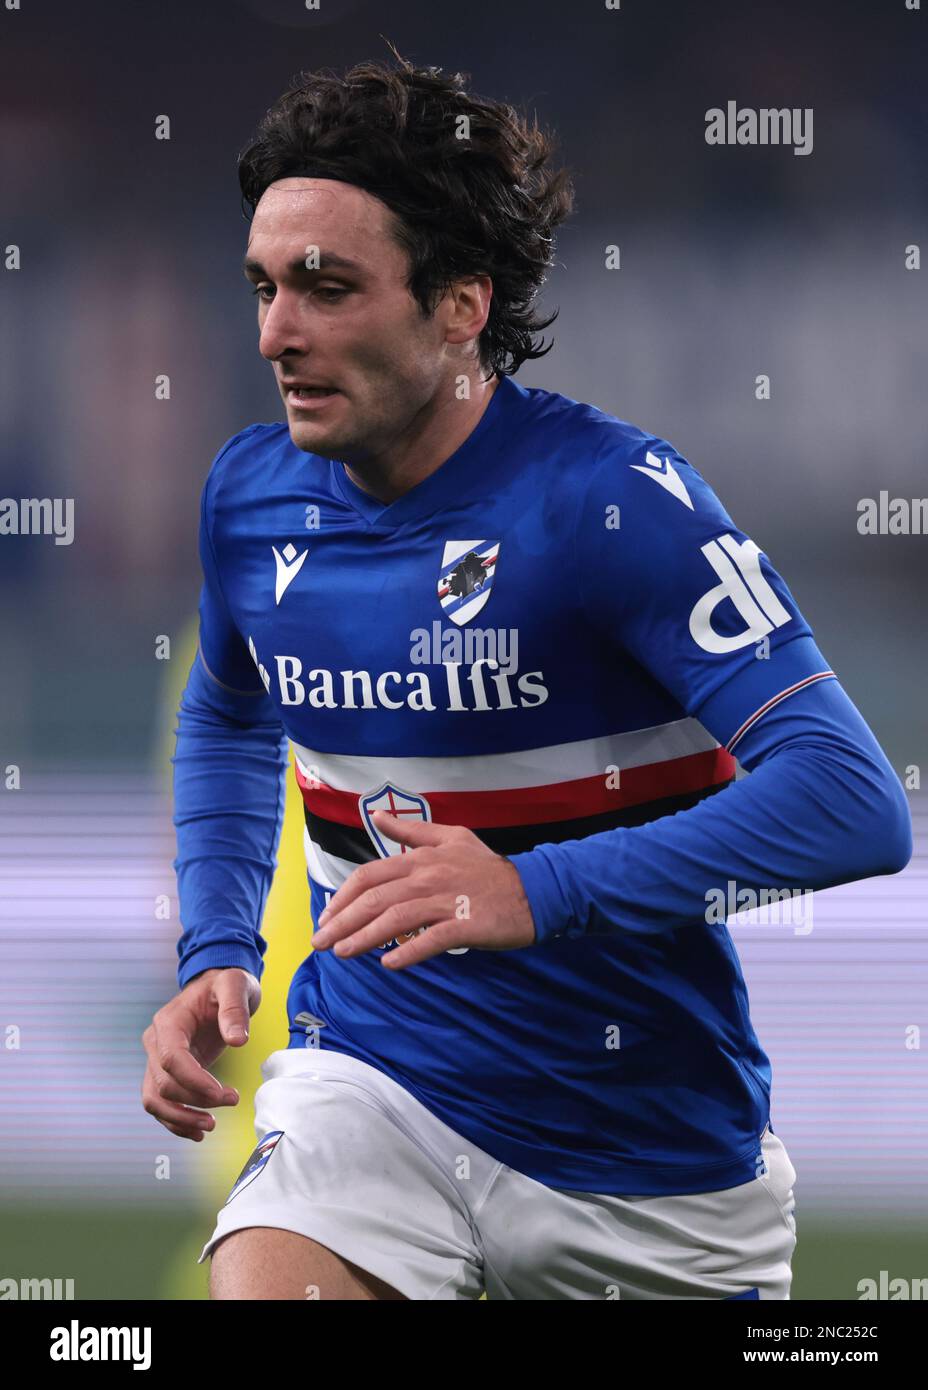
top-left (243, 252), bottom-right (364, 277)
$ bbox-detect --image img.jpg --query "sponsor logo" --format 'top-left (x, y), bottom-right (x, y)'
top-left (255, 646), bottom-right (548, 712)
top-left (689, 534), bottom-right (791, 653)
top-left (293, 1010), bottom-right (327, 1030)
top-left (294, 1010), bottom-right (327, 1048)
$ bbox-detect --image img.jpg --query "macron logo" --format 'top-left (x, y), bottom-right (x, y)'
top-left (630, 451), bottom-right (694, 510)
top-left (273, 542), bottom-right (309, 605)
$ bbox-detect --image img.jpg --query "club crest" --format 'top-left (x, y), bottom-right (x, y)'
top-left (437, 540), bottom-right (499, 626)
top-left (359, 782), bottom-right (432, 858)
top-left (225, 1130), bottom-right (284, 1205)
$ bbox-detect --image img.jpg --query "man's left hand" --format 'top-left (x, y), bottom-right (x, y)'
top-left (311, 809), bottom-right (536, 969)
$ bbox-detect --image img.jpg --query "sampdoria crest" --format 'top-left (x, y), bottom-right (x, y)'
top-left (436, 540), bottom-right (499, 626)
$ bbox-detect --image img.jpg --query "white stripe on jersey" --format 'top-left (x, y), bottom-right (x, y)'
top-left (292, 716), bottom-right (720, 796)
top-left (303, 824), bottom-right (357, 892)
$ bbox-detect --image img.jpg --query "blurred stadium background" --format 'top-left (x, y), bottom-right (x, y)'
top-left (1, 0), bottom-right (925, 1299)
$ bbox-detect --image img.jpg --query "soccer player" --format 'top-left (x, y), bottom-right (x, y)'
top-left (142, 53), bottom-right (912, 1300)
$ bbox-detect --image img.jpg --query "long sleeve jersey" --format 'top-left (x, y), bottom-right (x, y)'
top-left (172, 374), bottom-right (911, 1194)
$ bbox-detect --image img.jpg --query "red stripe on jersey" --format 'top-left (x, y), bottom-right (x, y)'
top-left (295, 747), bottom-right (735, 829)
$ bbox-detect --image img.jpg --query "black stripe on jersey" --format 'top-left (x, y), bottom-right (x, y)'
top-left (303, 778), bottom-right (734, 866)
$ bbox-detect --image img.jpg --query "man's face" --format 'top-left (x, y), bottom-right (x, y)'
top-left (244, 178), bottom-right (452, 463)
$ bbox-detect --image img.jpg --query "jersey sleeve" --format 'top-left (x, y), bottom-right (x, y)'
top-left (172, 430), bottom-right (290, 989)
top-left (506, 429), bottom-right (911, 945)
top-left (509, 675), bottom-right (912, 944)
top-left (196, 429), bottom-right (268, 696)
top-left (572, 431), bottom-right (836, 750)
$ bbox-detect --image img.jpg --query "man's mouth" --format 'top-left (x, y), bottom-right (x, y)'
top-left (284, 385), bottom-right (342, 410)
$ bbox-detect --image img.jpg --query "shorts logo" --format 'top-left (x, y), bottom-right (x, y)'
top-left (225, 1130), bottom-right (284, 1205)
top-left (437, 540), bottom-right (499, 626)
top-left (359, 783), bottom-right (431, 857)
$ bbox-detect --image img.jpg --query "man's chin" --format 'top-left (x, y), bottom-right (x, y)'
top-left (283, 390), bottom-right (346, 439)
top-left (287, 419), bottom-right (343, 458)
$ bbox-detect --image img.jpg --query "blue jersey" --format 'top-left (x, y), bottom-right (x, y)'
top-left (174, 373), bottom-right (911, 1194)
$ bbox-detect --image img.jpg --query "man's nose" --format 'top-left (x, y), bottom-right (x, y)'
top-left (258, 291), bottom-right (307, 362)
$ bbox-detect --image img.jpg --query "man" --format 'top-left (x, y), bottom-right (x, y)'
top-left (142, 52), bottom-right (911, 1300)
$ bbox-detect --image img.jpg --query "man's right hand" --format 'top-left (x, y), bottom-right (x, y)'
top-left (141, 967), bottom-right (261, 1141)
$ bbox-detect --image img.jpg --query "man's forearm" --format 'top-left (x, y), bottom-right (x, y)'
top-left (510, 678), bottom-right (913, 944)
top-left (172, 652), bottom-right (290, 988)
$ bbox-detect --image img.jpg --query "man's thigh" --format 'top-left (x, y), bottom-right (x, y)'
top-left (197, 1049), bottom-right (489, 1301)
top-left (209, 1226), bottom-right (407, 1300)
top-left (478, 1126), bottom-right (798, 1300)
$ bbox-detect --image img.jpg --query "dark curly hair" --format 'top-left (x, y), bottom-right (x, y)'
top-left (237, 44), bottom-right (575, 379)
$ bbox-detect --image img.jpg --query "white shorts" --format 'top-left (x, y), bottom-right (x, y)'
top-left (199, 1048), bottom-right (797, 1300)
